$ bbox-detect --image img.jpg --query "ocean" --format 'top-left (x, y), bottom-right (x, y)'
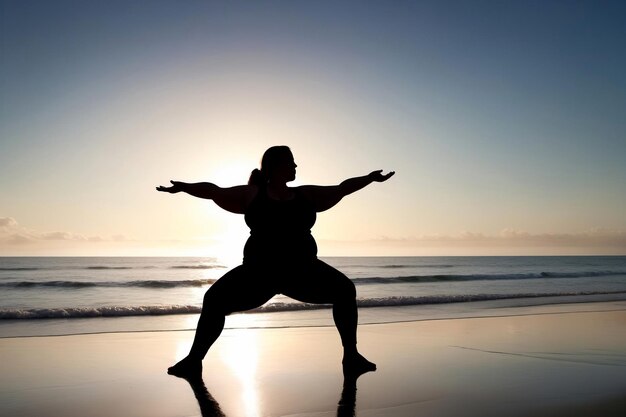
top-left (1, 256), bottom-right (626, 338)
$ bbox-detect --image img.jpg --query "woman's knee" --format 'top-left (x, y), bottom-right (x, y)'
top-left (316, 262), bottom-right (356, 300)
top-left (336, 275), bottom-right (356, 300)
top-left (201, 265), bottom-right (250, 314)
top-left (203, 278), bottom-right (274, 315)
top-left (202, 286), bottom-right (229, 314)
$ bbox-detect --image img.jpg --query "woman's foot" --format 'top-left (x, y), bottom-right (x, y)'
top-left (342, 352), bottom-right (376, 377)
top-left (168, 356), bottom-right (202, 379)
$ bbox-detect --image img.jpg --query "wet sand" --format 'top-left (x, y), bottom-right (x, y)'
top-left (1, 301), bottom-right (626, 417)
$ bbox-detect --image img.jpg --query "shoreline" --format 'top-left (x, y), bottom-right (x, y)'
top-left (2, 301), bottom-right (626, 416)
top-left (2, 298), bottom-right (626, 339)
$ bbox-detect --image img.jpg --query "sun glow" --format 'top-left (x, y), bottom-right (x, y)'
top-left (200, 157), bottom-right (257, 263)
top-left (209, 219), bottom-right (248, 267)
top-left (208, 159), bottom-right (257, 188)
top-left (220, 330), bottom-right (261, 417)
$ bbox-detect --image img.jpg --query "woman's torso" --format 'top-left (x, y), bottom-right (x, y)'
top-left (243, 186), bottom-right (317, 264)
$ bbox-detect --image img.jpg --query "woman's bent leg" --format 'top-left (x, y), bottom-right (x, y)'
top-left (188, 303), bottom-right (225, 361)
top-left (281, 260), bottom-right (375, 375)
top-left (168, 264), bottom-right (275, 377)
top-left (332, 293), bottom-right (358, 351)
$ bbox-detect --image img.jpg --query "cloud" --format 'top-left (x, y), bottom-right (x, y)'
top-left (41, 231), bottom-right (86, 241)
top-left (496, 229), bottom-right (626, 247)
top-left (372, 229), bottom-right (626, 248)
top-left (0, 217), bottom-right (129, 245)
top-left (2, 215), bottom-right (625, 256)
top-left (6, 233), bottom-right (35, 245)
top-left (0, 217), bottom-right (18, 230)
top-left (314, 229), bottom-right (626, 256)
top-left (0, 219), bottom-right (38, 244)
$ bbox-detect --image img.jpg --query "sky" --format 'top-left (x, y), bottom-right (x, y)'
top-left (1, 0), bottom-right (625, 257)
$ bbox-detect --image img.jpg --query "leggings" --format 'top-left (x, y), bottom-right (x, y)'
top-left (188, 258), bottom-right (358, 359)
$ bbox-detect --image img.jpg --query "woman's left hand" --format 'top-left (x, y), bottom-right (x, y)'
top-left (369, 170), bottom-right (395, 182)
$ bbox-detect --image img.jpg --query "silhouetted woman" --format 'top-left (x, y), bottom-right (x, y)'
top-left (157, 146), bottom-right (394, 377)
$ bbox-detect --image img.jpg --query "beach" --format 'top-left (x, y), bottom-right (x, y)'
top-left (3, 0), bottom-right (626, 415)
top-left (2, 300), bottom-right (625, 417)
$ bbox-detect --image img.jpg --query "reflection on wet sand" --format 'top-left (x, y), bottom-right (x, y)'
top-left (220, 331), bottom-right (260, 417)
top-left (337, 374), bottom-right (358, 417)
top-left (182, 373), bottom-right (361, 417)
top-left (183, 377), bottom-right (226, 417)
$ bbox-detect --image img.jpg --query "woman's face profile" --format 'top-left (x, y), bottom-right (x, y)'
top-left (272, 151), bottom-right (297, 183)
top-left (260, 146), bottom-right (298, 184)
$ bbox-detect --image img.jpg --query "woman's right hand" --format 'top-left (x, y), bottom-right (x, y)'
top-left (156, 180), bottom-right (184, 193)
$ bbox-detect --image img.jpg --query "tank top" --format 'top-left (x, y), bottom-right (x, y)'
top-left (243, 186), bottom-right (317, 264)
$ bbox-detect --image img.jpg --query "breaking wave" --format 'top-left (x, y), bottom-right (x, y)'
top-left (0, 279), bottom-right (216, 289)
top-left (0, 264), bottom-right (224, 271)
top-left (352, 270), bottom-right (626, 284)
top-left (169, 265), bottom-right (225, 270)
top-left (2, 290), bottom-right (626, 320)
top-left (2, 269), bottom-right (625, 291)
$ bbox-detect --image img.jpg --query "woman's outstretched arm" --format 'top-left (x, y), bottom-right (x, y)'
top-left (299, 170), bottom-right (394, 212)
top-left (156, 181), bottom-right (257, 214)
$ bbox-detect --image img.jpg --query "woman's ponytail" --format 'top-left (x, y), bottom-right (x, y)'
top-left (248, 168), bottom-right (266, 186)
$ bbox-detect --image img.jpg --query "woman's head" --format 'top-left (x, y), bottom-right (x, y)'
top-left (248, 146), bottom-right (297, 186)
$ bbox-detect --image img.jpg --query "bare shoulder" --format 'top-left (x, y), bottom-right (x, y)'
top-left (294, 185), bottom-right (326, 199)
top-left (240, 184), bottom-right (259, 206)
top-left (231, 184), bottom-right (258, 194)
top-left (294, 184), bottom-right (343, 212)
top-left (296, 184), bottom-right (339, 192)
top-left (212, 184), bottom-right (259, 214)
top-left (294, 185), bottom-right (314, 195)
